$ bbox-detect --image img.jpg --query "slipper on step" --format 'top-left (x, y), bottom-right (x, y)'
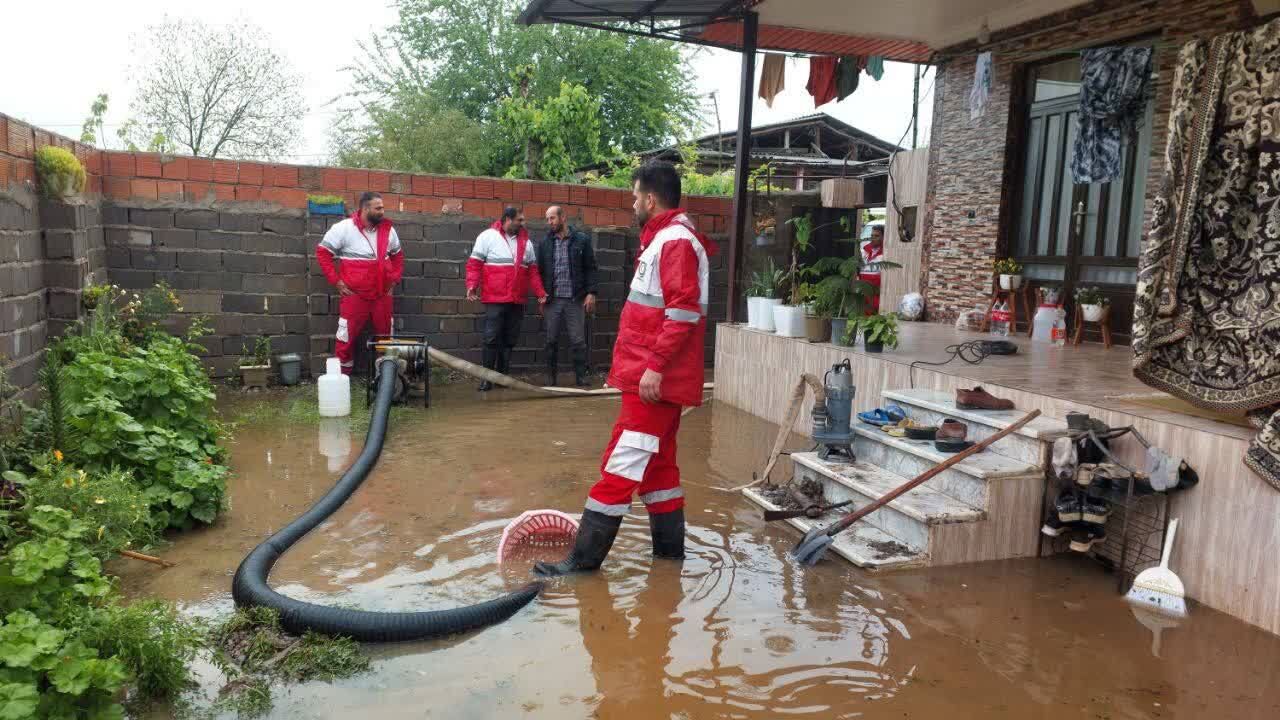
top-left (886, 404), bottom-right (907, 422)
top-left (858, 409), bottom-right (893, 426)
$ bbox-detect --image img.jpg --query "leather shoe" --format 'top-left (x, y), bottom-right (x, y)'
top-left (937, 419), bottom-right (968, 442)
top-left (956, 386), bottom-right (1015, 411)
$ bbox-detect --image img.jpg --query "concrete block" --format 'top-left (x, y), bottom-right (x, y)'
top-left (88, 226), bottom-right (105, 250)
top-left (45, 290), bottom-right (80, 320)
top-left (283, 316), bottom-right (308, 334)
top-left (205, 356), bottom-right (241, 378)
top-left (439, 317), bottom-right (472, 333)
top-left (130, 248), bottom-right (176, 270)
top-left (18, 235), bottom-right (42, 261)
top-left (199, 271), bottom-right (243, 291)
top-left (280, 236), bottom-right (308, 255)
top-left (44, 261), bottom-right (85, 289)
top-left (273, 334), bottom-right (307, 354)
top-left (177, 291), bottom-right (222, 314)
top-left (309, 294), bottom-right (330, 315)
top-left (111, 269), bottom-right (155, 289)
top-left (401, 277), bottom-right (440, 296)
top-left (241, 315), bottom-right (285, 335)
top-left (436, 242), bottom-right (473, 261)
top-left (439, 279), bottom-right (466, 297)
top-left (267, 295), bottom-right (307, 315)
top-left (175, 251), bottom-right (222, 272)
top-left (0, 236), bottom-right (19, 263)
top-left (222, 293), bottom-right (269, 314)
top-left (422, 262), bottom-right (460, 279)
top-left (224, 253), bottom-right (266, 273)
top-left (0, 267), bottom-right (13, 298)
top-left (266, 255), bottom-right (305, 275)
top-left (166, 273), bottom-right (201, 290)
top-left (281, 275), bottom-right (307, 294)
top-left (42, 230), bottom-right (81, 259)
top-left (105, 245), bottom-right (131, 270)
top-left (196, 230), bottom-right (240, 251)
top-left (153, 229), bottom-right (197, 249)
top-left (101, 204), bottom-right (130, 225)
top-left (175, 209), bottom-right (219, 230)
top-left (129, 208), bottom-right (174, 229)
top-left (219, 212), bottom-right (263, 232)
top-left (38, 200), bottom-right (82, 229)
top-left (396, 222), bottom-right (423, 241)
top-left (213, 314), bottom-right (243, 336)
top-left (402, 240), bottom-right (434, 259)
top-left (308, 217), bottom-right (329, 234)
top-left (247, 234), bottom-right (283, 253)
top-left (262, 216), bottom-right (304, 235)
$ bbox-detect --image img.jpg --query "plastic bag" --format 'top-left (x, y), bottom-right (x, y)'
top-left (898, 293), bottom-right (925, 321)
top-left (955, 303), bottom-right (986, 332)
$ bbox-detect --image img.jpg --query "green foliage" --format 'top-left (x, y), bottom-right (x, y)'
top-left (993, 258), bottom-right (1023, 275)
top-left (746, 258), bottom-right (784, 299)
top-left (15, 455), bottom-right (155, 559)
top-left (0, 609), bottom-right (127, 720)
top-left (851, 313), bottom-right (900, 349)
top-left (585, 145), bottom-right (787, 197)
top-left (0, 505), bottom-right (115, 623)
top-left (80, 93), bottom-right (110, 146)
top-left (74, 600), bottom-right (202, 703)
top-left (34, 147), bottom-right (87, 199)
top-left (241, 337), bottom-right (271, 368)
top-left (306, 194), bottom-right (344, 206)
top-left (498, 73), bottom-right (603, 181)
top-left (1074, 286), bottom-right (1109, 306)
top-left (343, 0), bottom-right (697, 177)
top-left (330, 90), bottom-right (489, 176)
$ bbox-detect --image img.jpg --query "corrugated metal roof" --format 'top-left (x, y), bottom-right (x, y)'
top-left (519, 1), bottom-right (746, 27)
top-left (698, 21), bottom-right (932, 62)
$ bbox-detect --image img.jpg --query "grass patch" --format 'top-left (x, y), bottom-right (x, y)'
top-left (230, 372), bottom-right (446, 432)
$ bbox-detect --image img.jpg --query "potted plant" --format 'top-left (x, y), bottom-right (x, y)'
top-left (307, 194), bottom-right (347, 216)
top-left (805, 230), bottom-right (901, 344)
top-left (994, 258), bottom-right (1024, 290)
top-left (774, 214), bottom-right (816, 337)
top-left (1075, 286), bottom-right (1109, 322)
top-left (745, 258), bottom-right (784, 331)
top-left (856, 313), bottom-right (899, 353)
top-left (240, 336), bottom-right (271, 390)
top-left (753, 213), bottom-right (776, 246)
top-left (34, 146), bottom-right (87, 201)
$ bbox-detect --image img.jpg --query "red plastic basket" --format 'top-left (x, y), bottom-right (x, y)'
top-left (497, 509), bottom-right (579, 562)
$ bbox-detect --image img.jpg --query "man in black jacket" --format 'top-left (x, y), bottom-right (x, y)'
top-left (536, 206), bottom-right (599, 386)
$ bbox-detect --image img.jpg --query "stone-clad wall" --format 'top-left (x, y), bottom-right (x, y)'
top-left (107, 202), bottom-right (727, 379)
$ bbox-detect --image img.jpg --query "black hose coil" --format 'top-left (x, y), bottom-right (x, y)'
top-left (231, 357), bottom-right (543, 641)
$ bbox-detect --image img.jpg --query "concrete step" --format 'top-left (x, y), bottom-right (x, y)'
top-left (742, 487), bottom-right (927, 571)
top-left (790, 452), bottom-right (984, 551)
top-left (881, 388), bottom-right (1069, 465)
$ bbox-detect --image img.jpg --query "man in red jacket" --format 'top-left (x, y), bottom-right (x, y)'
top-left (536, 161), bottom-right (714, 576)
top-left (465, 207), bottom-right (547, 391)
top-left (316, 192), bottom-right (403, 374)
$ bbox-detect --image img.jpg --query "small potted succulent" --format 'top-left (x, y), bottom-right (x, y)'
top-left (307, 194), bottom-right (347, 216)
top-left (34, 146), bottom-right (87, 201)
top-left (1075, 286), bottom-right (1109, 322)
top-left (854, 312), bottom-right (900, 353)
top-left (240, 336), bottom-right (272, 390)
top-left (994, 258), bottom-right (1024, 291)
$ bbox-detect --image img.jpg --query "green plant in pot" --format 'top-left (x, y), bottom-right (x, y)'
top-left (240, 336), bottom-right (271, 390)
top-left (34, 146), bottom-right (87, 201)
top-left (745, 258), bottom-right (785, 331)
top-left (994, 257), bottom-right (1024, 291)
top-left (802, 216), bottom-right (902, 345)
top-left (852, 312), bottom-right (899, 353)
top-left (1074, 286), bottom-right (1110, 322)
top-left (774, 214), bottom-right (817, 337)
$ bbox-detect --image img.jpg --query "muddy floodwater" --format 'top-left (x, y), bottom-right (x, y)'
top-left (115, 383), bottom-right (1280, 719)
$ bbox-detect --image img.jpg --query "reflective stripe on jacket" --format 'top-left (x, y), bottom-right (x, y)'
top-left (465, 222), bottom-right (547, 304)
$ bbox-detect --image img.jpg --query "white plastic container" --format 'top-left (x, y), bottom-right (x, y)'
top-left (746, 296), bottom-right (763, 329)
top-left (773, 304), bottom-right (807, 337)
top-left (1032, 304), bottom-right (1058, 342)
top-left (317, 417), bottom-right (352, 472)
top-left (317, 357), bottom-right (351, 417)
top-left (758, 297), bottom-right (780, 332)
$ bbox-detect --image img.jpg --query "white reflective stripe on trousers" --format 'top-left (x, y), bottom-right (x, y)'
top-left (639, 487), bottom-right (684, 505)
top-left (585, 498), bottom-right (631, 516)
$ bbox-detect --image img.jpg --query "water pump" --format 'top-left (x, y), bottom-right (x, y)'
top-left (364, 333), bottom-right (431, 407)
top-left (812, 359), bottom-right (856, 461)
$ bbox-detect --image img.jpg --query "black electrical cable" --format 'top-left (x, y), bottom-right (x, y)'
top-left (908, 340), bottom-right (1011, 389)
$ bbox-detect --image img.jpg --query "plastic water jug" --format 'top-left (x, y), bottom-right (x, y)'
top-left (1032, 304), bottom-right (1058, 342)
top-left (317, 357), bottom-right (351, 417)
top-left (317, 417), bottom-right (352, 472)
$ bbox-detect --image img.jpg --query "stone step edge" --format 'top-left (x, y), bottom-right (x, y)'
top-left (881, 388), bottom-right (1070, 441)
top-left (792, 452), bottom-right (986, 526)
top-left (852, 425), bottom-right (1043, 480)
top-left (741, 488), bottom-right (927, 571)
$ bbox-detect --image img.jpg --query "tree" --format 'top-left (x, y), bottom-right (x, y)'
top-left (496, 68), bottom-right (603, 180)
top-left (330, 91), bottom-right (489, 176)
top-left (80, 93), bottom-right (109, 145)
top-left (342, 0), bottom-right (698, 177)
top-left (123, 19), bottom-right (304, 159)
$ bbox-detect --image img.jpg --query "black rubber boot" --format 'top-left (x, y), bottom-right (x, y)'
top-left (494, 348), bottom-right (512, 389)
top-left (533, 509), bottom-right (622, 576)
top-left (545, 342), bottom-right (558, 387)
top-left (572, 345), bottom-right (591, 387)
top-left (478, 346), bottom-right (498, 392)
top-left (649, 508), bottom-right (685, 559)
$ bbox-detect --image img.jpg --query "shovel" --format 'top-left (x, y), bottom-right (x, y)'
top-left (763, 499), bottom-right (853, 522)
top-left (792, 409), bottom-right (1042, 565)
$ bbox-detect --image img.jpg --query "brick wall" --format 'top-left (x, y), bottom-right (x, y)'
top-left (920, 0), bottom-right (1256, 322)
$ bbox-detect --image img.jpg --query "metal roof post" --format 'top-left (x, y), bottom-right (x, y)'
top-left (727, 10), bottom-right (758, 325)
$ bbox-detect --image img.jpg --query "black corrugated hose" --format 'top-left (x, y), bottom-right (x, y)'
top-left (231, 357), bottom-right (543, 642)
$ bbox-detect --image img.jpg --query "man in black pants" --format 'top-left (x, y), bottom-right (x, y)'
top-left (465, 207), bottom-right (547, 390)
top-left (536, 205), bottom-right (599, 387)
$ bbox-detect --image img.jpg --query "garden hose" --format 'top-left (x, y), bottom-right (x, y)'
top-left (231, 356), bottom-right (543, 642)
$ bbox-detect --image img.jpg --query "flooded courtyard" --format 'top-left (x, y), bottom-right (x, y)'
top-left (115, 383), bottom-right (1280, 720)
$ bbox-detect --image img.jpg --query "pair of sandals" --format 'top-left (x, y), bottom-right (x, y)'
top-left (858, 405), bottom-right (907, 427)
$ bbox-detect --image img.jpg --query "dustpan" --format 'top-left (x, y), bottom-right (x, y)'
top-left (497, 509), bottom-right (579, 563)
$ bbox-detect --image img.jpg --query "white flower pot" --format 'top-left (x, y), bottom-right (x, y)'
top-left (1082, 304), bottom-right (1105, 322)
top-left (758, 298), bottom-right (780, 332)
top-left (773, 304), bottom-right (807, 337)
top-left (999, 274), bottom-right (1023, 290)
top-left (746, 297), bottom-right (762, 329)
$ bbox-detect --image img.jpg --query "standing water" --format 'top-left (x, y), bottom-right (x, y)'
top-left (115, 384), bottom-right (1280, 719)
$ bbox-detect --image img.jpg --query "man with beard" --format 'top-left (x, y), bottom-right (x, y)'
top-left (465, 207), bottom-right (547, 390)
top-left (536, 205), bottom-right (599, 387)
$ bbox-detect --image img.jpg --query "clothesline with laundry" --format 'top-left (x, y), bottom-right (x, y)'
top-left (757, 53), bottom-right (888, 109)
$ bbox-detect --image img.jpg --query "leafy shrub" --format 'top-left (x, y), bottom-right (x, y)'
top-left (33, 146), bottom-right (87, 199)
top-left (59, 329), bottom-right (227, 530)
top-left (0, 609), bottom-right (128, 720)
top-left (0, 505), bottom-right (114, 622)
top-left (74, 600), bottom-right (203, 704)
top-left (14, 453), bottom-right (155, 559)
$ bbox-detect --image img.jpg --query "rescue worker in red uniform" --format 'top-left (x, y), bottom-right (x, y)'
top-left (316, 192), bottom-right (403, 373)
top-left (859, 224), bottom-right (885, 314)
top-left (465, 207), bottom-right (547, 391)
top-left (536, 161), bottom-right (715, 576)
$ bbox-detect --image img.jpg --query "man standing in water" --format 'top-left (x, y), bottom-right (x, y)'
top-left (536, 161), bottom-right (715, 576)
top-left (465, 207), bottom-right (547, 391)
top-left (536, 205), bottom-right (599, 387)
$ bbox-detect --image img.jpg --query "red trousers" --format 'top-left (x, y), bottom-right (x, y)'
top-left (586, 393), bottom-right (685, 517)
top-left (335, 294), bottom-right (392, 374)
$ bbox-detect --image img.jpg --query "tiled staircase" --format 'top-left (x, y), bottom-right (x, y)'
top-left (744, 388), bottom-right (1069, 571)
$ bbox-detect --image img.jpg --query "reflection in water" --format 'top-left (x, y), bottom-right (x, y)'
top-left (112, 385), bottom-right (1280, 720)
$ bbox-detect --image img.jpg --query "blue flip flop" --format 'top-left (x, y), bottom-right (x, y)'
top-left (859, 405), bottom-right (910, 427)
top-left (886, 404), bottom-right (907, 422)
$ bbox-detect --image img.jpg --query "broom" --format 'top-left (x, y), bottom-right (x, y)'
top-left (1125, 518), bottom-right (1188, 617)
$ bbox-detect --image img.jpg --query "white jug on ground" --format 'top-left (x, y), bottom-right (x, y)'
top-left (318, 357), bottom-right (351, 417)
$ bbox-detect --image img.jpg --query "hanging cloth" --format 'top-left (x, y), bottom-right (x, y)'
top-left (866, 55), bottom-right (885, 81)
top-left (807, 56), bottom-right (838, 107)
top-left (836, 56), bottom-right (861, 101)
top-left (1070, 46), bottom-right (1152, 184)
top-left (1131, 19), bottom-right (1280, 491)
top-left (969, 52), bottom-right (992, 120)
top-left (758, 54), bottom-right (786, 108)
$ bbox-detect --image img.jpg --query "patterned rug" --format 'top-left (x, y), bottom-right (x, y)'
top-left (1132, 18), bottom-right (1280, 490)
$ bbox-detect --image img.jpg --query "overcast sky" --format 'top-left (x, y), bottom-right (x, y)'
top-left (0, 2), bottom-right (933, 163)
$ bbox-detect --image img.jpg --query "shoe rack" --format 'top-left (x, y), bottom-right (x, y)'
top-left (1038, 425), bottom-right (1171, 593)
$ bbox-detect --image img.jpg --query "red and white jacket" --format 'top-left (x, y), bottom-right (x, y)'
top-left (608, 209), bottom-right (715, 407)
top-left (316, 213), bottom-right (404, 300)
top-left (465, 221), bottom-right (547, 304)
top-left (860, 240), bottom-right (884, 287)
